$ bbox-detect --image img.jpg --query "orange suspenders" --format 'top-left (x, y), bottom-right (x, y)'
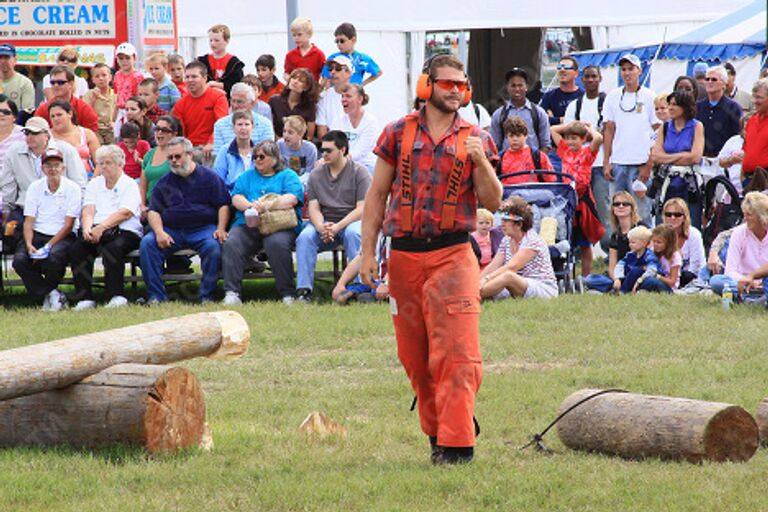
top-left (399, 115), bottom-right (471, 234)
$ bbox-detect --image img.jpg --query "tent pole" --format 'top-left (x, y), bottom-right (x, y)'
top-left (286, 0), bottom-right (298, 50)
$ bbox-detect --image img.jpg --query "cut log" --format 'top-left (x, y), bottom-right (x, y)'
top-left (556, 388), bottom-right (758, 463)
top-left (755, 398), bottom-right (768, 445)
top-left (0, 364), bottom-right (206, 453)
top-left (0, 311), bottom-right (249, 401)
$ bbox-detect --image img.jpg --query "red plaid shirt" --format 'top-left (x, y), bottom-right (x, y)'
top-left (374, 110), bottom-right (498, 239)
top-left (146, 103), bottom-right (167, 125)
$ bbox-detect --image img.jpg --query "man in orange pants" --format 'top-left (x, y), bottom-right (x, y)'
top-left (360, 54), bottom-right (501, 464)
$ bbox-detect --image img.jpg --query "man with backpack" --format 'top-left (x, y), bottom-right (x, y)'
top-left (490, 68), bottom-right (550, 154)
top-left (565, 65), bottom-right (609, 243)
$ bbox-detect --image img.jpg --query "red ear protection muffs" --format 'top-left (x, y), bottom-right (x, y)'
top-left (416, 73), bottom-right (472, 107)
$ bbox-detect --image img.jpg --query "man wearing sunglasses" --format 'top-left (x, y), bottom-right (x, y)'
top-left (1, 117), bottom-right (86, 250)
top-left (540, 56), bottom-right (584, 172)
top-left (34, 66), bottom-right (99, 133)
top-left (361, 54), bottom-right (501, 465)
top-left (0, 44), bottom-right (34, 113)
top-left (140, 136), bottom-right (231, 304)
top-left (695, 66), bottom-right (742, 160)
top-left (316, 55), bottom-right (354, 139)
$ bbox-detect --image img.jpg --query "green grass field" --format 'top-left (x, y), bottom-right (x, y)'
top-left (0, 292), bottom-right (767, 511)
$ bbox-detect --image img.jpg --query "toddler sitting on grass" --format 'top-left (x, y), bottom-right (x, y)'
top-left (613, 225), bottom-right (658, 293)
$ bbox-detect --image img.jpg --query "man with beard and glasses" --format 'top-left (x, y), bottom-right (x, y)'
top-left (139, 137), bottom-right (230, 303)
top-left (360, 54), bottom-right (501, 465)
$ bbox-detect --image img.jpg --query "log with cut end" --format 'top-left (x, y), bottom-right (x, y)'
top-left (755, 398), bottom-right (768, 445)
top-left (0, 311), bottom-right (248, 401)
top-left (556, 389), bottom-right (758, 463)
top-left (0, 364), bottom-right (206, 453)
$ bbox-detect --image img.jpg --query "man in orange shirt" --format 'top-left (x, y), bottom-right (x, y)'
top-left (361, 54), bottom-right (501, 465)
top-left (171, 61), bottom-right (229, 165)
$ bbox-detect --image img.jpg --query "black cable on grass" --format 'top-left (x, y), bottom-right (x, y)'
top-left (520, 388), bottom-right (629, 454)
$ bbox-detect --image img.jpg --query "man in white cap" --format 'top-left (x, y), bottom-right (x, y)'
top-left (0, 43), bottom-right (34, 112)
top-left (316, 55), bottom-right (354, 138)
top-left (602, 54), bottom-right (659, 225)
top-left (1, 117), bottom-right (86, 248)
top-left (12, 147), bottom-right (81, 311)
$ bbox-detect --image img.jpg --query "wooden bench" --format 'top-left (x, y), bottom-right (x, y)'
top-left (0, 245), bottom-right (346, 292)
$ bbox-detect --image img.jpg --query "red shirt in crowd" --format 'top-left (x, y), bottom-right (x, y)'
top-left (259, 79), bottom-right (284, 103)
top-left (742, 113), bottom-right (768, 174)
top-left (35, 95), bottom-right (99, 133)
top-left (499, 146), bottom-right (554, 185)
top-left (118, 139), bottom-right (151, 179)
top-left (173, 79), bottom-right (189, 97)
top-left (557, 140), bottom-right (598, 196)
top-left (284, 44), bottom-right (326, 81)
top-left (113, 70), bottom-right (145, 109)
top-left (207, 54), bottom-right (233, 81)
top-left (171, 87), bottom-right (229, 146)
top-left (374, 110), bottom-right (498, 239)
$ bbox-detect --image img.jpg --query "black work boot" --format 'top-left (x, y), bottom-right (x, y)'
top-left (433, 446), bottom-right (474, 465)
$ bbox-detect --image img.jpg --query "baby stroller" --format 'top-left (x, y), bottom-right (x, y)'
top-left (647, 164), bottom-right (705, 229)
top-left (499, 170), bottom-right (579, 293)
top-left (702, 174), bottom-right (742, 252)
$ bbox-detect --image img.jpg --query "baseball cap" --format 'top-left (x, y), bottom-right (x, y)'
top-left (618, 54), bottom-right (641, 69)
top-left (23, 117), bottom-right (50, 134)
top-left (327, 55), bottom-right (355, 73)
top-left (42, 148), bottom-right (64, 163)
top-left (692, 62), bottom-right (708, 78)
top-left (115, 42), bottom-right (137, 57)
top-left (0, 43), bottom-right (16, 57)
top-left (505, 67), bottom-right (529, 83)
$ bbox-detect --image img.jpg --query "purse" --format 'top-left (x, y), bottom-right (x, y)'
top-left (256, 193), bottom-right (297, 235)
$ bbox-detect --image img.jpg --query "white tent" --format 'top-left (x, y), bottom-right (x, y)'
top-left (177, 1), bottom-right (753, 125)
top-left (571, 1), bottom-right (766, 95)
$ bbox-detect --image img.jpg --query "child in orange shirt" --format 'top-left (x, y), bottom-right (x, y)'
top-left (196, 24), bottom-right (244, 97)
top-left (498, 116), bottom-right (554, 185)
top-left (551, 120), bottom-right (604, 276)
top-left (167, 54), bottom-right (188, 97)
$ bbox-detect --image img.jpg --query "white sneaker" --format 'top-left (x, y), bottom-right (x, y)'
top-left (46, 289), bottom-right (65, 312)
top-left (73, 300), bottom-right (96, 311)
top-left (105, 295), bottom-right (129, 308)
top-left (282, 295), bottom-right (295, 305)
top-left (41, 292), bottom-right (52, 311)
top-left (222, 291), bottom-right (242, 305)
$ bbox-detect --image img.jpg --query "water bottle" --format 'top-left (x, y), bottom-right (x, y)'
top-left (722, 285), bottom-right (734, 311)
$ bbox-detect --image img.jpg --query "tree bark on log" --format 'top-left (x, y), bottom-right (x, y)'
top-left (0, 364), bottom-right (206, 453)
top-left (556, 389), bottom-right (759, 463)
top-left (755, 398), bottom-right (768, 445)
top-left (0, 311), bottom-right (248, 401)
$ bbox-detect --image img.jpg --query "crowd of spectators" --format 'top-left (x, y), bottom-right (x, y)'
top-left (0, 18), bottom-right (766, 310)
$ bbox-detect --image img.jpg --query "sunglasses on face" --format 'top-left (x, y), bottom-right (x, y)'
top-left (23, 129), bottom-right (44, 135)
top-left (320, 147), bottom-right (335, 154)
top-left (0, 108), bottom-right (13, 116)
top-left (50, 80), bottom-right (69, 86)
top-left (254, 154), bottom-right (268, 161)
top-left (664, 211), bottom-right (684, 218)
top-left (328, 64), bottom-right (346, 72)
top-left (433, 79), bottom-right (468, 92)
top-left (167, 153), bottom-right (185, 161)
top-left (612, 201), bottom-right (632, 207)
top-left (557, 64), bottom-right (576, 70)
top-left (155, 126), bottom-right (176, 133)
top-left (335, 38), bottom-right (348, 44)
top-left (704, 77), bottom-right (720, 82)
top-left (59, 57), bottom-right (78, 64)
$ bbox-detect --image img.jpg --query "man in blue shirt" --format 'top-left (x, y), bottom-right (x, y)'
top-left (489, 68), bottom-right (550, 154)
top-left (696, 65), bottom-right (743, 158)
top-left (540, 56), bottom-right (584, 171)
top-left (140, 137), bottom-right (231, 303)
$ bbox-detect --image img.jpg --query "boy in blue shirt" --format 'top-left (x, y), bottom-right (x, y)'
top-left (612, 225), bottom-right (659, 293)
top-left (321, 23), bottom-right (383, 86)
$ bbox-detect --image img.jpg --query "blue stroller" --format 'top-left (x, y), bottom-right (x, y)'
top-left (498, 170), bottom-right (579, 293)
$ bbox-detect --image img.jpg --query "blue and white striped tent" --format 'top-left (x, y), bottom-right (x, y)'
top-left (571, 0), bottom-right (766, 94)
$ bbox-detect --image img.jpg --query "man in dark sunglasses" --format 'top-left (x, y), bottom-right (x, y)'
top-left (0, 43), bottom-right (34, 112)
top-left (316, 55), bottom-right (354, 139)
top-left (540, 55), bottom-right (584, 173)
top-left (695, 65), bottom-right (742, 159)
top-left (34, 66), bottom-right (99, 132)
